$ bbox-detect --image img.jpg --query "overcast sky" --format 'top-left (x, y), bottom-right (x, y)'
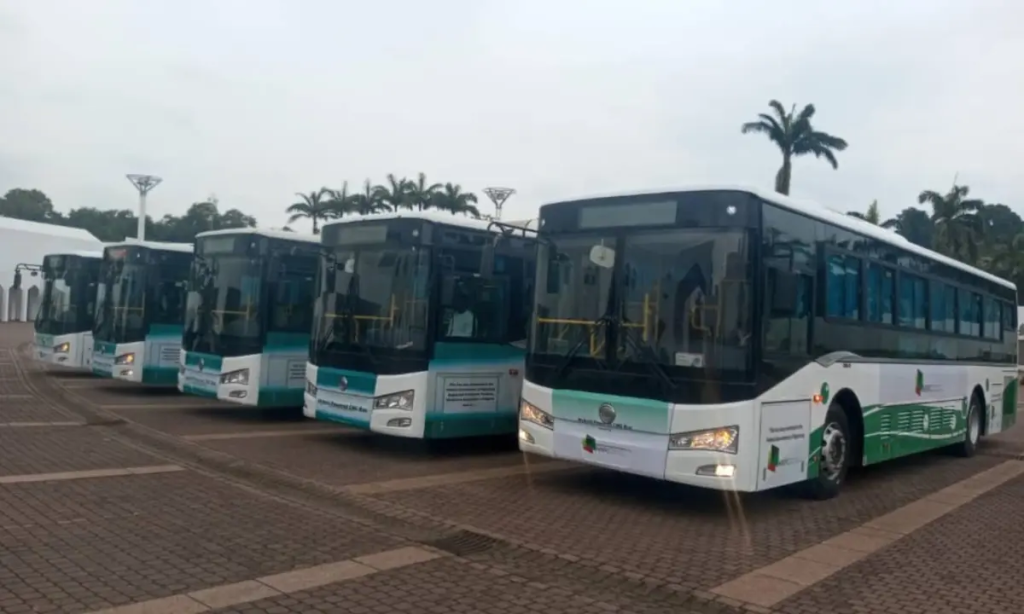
top-left (1, 0), bottom-right (1020, 229)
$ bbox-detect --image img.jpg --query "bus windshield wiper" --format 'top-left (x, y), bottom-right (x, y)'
top-left (552, 314), bottom-right (615, 379)
top-left (619, 320), bottom-right (676, 390)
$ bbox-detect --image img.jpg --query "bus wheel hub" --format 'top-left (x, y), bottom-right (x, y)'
top-left (821, 423), bottom-right (846, 478)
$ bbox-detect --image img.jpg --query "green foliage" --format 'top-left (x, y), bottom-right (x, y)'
top-left (741, 100), bottom-right (848, 195)
top-left (0, 189), bottom-right (256, 242)
top-left (291, 173), bottom-right (484, 234)
top-left (844, 186), bottom-right (1024, 300)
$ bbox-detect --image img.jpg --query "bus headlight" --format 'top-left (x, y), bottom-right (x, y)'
top-left (220, 369), bottom-right (250, 385)
top-left (669, 426), bottom-right (739, 454)
top-left (520, 400), bottom-right (553, 429)
top-left (374, 390), bottom-right (414, 410)
top-left (53, 342), bottom-right (70, 354)
top-left (115, 353), bottom-right (135, 365)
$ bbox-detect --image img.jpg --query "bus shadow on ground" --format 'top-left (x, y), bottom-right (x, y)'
top-left (180, 405), bottom-right (307, 424)
top-left (530, 447), bottom-right (958, 518)
top-left (90, 385), bottom-right (184, 398)
top-left (325, 431), bottom-right (521, 460)
top-left (42, 370), bottom-right (96, 379)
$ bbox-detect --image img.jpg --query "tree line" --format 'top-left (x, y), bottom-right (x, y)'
top-left (0, 188), bottom-right (257, 243)
top-left (286, 173), bottom-right (481, 234)
top-left (0, 172), bottom-right (482, 241)
top-left (2, 102), bottom-right (1021, 295)
top-left (741, 99), bottom-right (1024, 299)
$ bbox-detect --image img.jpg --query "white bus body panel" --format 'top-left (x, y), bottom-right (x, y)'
top-left (521, 360), bottom-right (1014, 493)
top-left (33, 331), bottom-right (95, 370)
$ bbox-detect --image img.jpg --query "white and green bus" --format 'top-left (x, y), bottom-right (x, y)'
top-left (178, 229), bottom-right (319, 407)
top-left (305, 212), bottom-right (537, 438)
top-left (92, 240), bottom-right (193, 385)
top-left (33, 251), bottom-right (103, 369)
top-left (518, 186), bottom-right (1018, 499)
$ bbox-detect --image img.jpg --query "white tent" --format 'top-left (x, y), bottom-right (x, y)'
top-left (0, 217), bottom-right (103, 322)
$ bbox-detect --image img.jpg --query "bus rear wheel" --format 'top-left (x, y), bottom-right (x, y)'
top-left (952, 394), bottom-right (982, 458)
top-left (802, 403), bottom-right (850, 500)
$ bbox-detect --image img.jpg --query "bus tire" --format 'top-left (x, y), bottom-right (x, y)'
top-left (802, 403), bottom-right (851, 501)
top-left (953, 393), bottom-right (982, 458)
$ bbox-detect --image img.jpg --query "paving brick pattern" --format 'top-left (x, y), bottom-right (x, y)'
top-left (212, 555), bottom-right (717, 614)
top-left (987, 423), bottom-right (1024, 459)
top-left (0, 370), bottom-right (83, 422)
top-left (4, 324), bottom-right (1024, 613)
top-left (0, 471), bottom-right (402, 614)
top-left (100, 404), bottom-right (333, 437)
top-left (200, 430), bottom-right (555, 487)
top-left (0, 395), bottom-right (72, 422)
top-left (777, 472), bottom-right (1024, 614)
top-left (0, 427), bottom-right (157, 476)
top-left (376, 451), bottom-right (1002, 591)
top-left (52, 378), bottom-right (215, 409)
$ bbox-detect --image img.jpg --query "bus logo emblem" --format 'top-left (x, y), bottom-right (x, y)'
top-left (598, 403), bottom-right (616, 425)
top-left (338, 376), bottom-right (348, 391)
top-left (767, 445), bottom-right (780, 472)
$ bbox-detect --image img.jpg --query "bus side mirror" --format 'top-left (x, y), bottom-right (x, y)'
top-left (769, 269), bottom-right (799, 316)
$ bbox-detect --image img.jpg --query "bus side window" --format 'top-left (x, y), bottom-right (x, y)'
top-left (765, 267), bottom-right (811, 354)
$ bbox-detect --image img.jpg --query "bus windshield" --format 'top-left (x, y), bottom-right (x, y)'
top-left (531, 228), bottom-right (753, 378)
top-left (183, 254), bottom-right (263, 356)
top-left (35, 258), bottom-right (97, 335)
top-left (94, 260), bottom-right (148, 344)
top-left (311, 245), bottom-right (430, 365)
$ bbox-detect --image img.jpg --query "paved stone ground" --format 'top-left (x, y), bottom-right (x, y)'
top-left (3, 322), bottom-right (1024, 614)
top-left (371, 450), bottom-right (1003, 591)
top-left (776, 471), bottom-right (1024, 614)
top-left (213, 556), bottom-right (697, 614)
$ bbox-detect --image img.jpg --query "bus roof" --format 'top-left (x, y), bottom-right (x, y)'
top-left (104, 239), bottom-right (194, 254)
top-left (195, 227), bottom-right (319, 244)
top-left (323, 211), bottom-right (496, 233)
top-left (44, 250), bottom-right (104, 260)
top-left (546, 184), bottom-right (1015, 291)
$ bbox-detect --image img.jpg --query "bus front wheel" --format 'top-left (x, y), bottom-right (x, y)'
top-left (802, 403), bottom-right (851, 500)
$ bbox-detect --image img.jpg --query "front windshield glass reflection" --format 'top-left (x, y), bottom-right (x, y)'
top-left (311, 246), bottom-right (430, 360)
top-left (530, 229), bottom-right (752, 375)
top-left (183, 255), bottom-right (263, 356)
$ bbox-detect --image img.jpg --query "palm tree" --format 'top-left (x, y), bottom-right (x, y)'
top-left (984, 233), bottom-right (1024, 281)
top-left (407, 172), bottom-right (442, 212)
top-left (918, 185), bottom-right (984, 263)
top-left (847, 200), bottom-right (881, 225)
top-left (373, 174), bottom-right (410, 212)
top-left (324, 182), bottom-right (356, 219)
top-left (433, 183), bottom-right (481, 218)
top-left (349, 179), bottom-right (387, 215)
top-left (741, 100), bottom-right (848, 195)
top-left (286, 188), bottom-right (332, 234)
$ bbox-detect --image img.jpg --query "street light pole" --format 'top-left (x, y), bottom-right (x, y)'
top-left (482, 187), bottom-right (515, 222)
top-left (126, 174), bottom-right (163, 241)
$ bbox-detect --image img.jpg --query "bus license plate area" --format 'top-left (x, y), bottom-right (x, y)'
top-left (552, 421), bottom-right (668, 479)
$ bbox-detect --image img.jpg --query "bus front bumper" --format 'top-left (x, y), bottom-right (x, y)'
top-left (304, 363), bottom-right (427, 438)
top-left (517, 382), bottom-right (761, 492)
top-left (109, 342), bottom-right (145, 383)
top-left (179, 351), bottom-right (262, 406)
